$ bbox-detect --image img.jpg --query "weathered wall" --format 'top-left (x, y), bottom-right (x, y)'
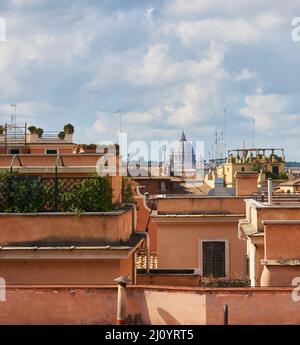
top-left (155, 220), bottom-right (246, 279)
top-left (0, 154), bottom-right (103, 167)
top-left (157, 196), bottom-right (246, 215)
top-left (0, 285), bottom-right (299, 325)
top-left (235, 173), bottom-right (258, 196)
top-left (265, 223), bottom-right (300, 259)
top-left (137, 274), bottom-right (201, 287)
top-left (0, 259), bottom-right (134, 285)
top-left (131, 180), bottom-right (157, 250)
top-left (0, 211), bottom-right (133, 245)
top-left (254, 207), bottom-right (300, 231)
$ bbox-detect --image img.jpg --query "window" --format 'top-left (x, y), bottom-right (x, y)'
top-left (9, 149), bottom-right (20, 155)
top-left (202, 241), bottom-right (226, 277)
top-left (161, 181), bottom-right (167, 192)
top-left (241, 167), bottom-right (245, 171)
top-left (272, 166), bottom-right (279, 175)
top-left (46, 149), bottom-right (58, 155)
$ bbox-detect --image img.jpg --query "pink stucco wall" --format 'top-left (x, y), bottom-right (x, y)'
top-left (0, 285), bottom-right (299, 325)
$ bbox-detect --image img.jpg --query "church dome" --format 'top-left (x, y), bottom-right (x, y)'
top-left (170, 131), bottom-right (196, 176)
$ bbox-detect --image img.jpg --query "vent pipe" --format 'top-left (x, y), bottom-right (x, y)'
top-left (267, 178), bottom-right (273, 205)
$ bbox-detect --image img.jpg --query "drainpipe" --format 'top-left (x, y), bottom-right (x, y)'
top-left (114, 276), bottom-right (131, 325)
top-left (127, 203), bottom-right (150, 274)
top-left (267, 178), bottom-right (272, 206)
top-left (127, 203), bottom-right (137, 232)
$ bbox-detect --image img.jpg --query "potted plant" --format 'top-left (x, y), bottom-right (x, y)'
top-left (28, 125), bottom-right (37, 134)
top-left (0, 125), bottom-right (4, 135)
top-left (64, 123), bottom-right (74, 134)
top-left (79, 144), bottom-right (97, 153)
top-left (58, 131), bottom-right (66, 140)
top-left (36, 128), bottom-right (44, 138)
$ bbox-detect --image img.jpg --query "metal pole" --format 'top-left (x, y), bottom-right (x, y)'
top-left (223, 304), bottom-right (229, 325)
top-left (146, 233), bottom-right (150, 274)
top-left (267, 178), bottom-right (272, 205)
top-left (54, 163), bottom-right (58, 211)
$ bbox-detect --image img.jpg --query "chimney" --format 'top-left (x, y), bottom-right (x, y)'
top-left (235, 171), bottom-right (259, 196)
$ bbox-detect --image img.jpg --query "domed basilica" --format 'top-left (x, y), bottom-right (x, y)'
top-left (169, 131), bottom-right (196, 176)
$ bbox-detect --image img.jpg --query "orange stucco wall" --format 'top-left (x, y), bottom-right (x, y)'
top-left (137, 274), bottom-right (201, 286)
top-left (155, 220), bottom-right (246, 279)
top-left (265, 223), bottom-right (300, 260)
top-left (0, 211), bottom-right (133, 245)
top-left (0, 260), bottom-right (130, 285)
top-left (259, 223), bottom-right (300, 287)
top-left (157, 196), bottom-right (246, 215)
top-left (235, 174), bottom-right (258, 196)
top-left (29, 146), bottom-right (75, 155)
top-left (0, 154), bottom-right (103, 167)
top-left (131, 180), bottom-right (157, 250)
top-left (0, 286), bottom-right (299, 325)
top-left (252, 206), bottom-right (300, 231)
top-left (260, 265), bottom-right (300, 287)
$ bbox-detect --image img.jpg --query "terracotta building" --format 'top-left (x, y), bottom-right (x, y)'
top-left (0, 123), bottom-right (141, 284)
top-left (0, 209), bottom-right (144, 284)
top-left (206, 148), bottom-right (285, 188)
top-left (239, 187), bottom-right (300, 287)
top-left (150, 172), bottom-right (262, 281)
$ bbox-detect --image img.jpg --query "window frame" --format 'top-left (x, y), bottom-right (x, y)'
top-left (9, 148), bottom-right (20, 155)
top-left (199, 239), bottom-right (229, 278)
top-left (45, 149), bottom-right (58, 155)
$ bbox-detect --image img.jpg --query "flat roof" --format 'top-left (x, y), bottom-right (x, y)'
top-left (0, 210), bottom-right (129, 217)
top-left (157, 195), bottom-right (246, 199)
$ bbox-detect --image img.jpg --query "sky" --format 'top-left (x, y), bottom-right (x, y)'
top-left (0, 0), bottom-right (300, 160)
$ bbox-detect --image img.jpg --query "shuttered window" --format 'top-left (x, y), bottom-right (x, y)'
top-left (203, 241), bottom-right (226, 277)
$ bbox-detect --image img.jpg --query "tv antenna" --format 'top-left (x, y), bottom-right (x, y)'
top-left (114, 110), bottom-right (122, 133)
top-left (223, 108), bottom-right (227, 156)
top-left (9, 103), bottom-right (17, 127)
top-left (248, 116), bottom-right (255, 148)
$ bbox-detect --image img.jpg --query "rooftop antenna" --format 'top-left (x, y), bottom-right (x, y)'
top-left (9, 103), bottom-right (17, 138)
top-left (223, 108), bottom-right (227, 157)
top-left (248, 116), bottom-right (255, 148)
top-left (9, 103), bottom-right (17, 127)
top-left (114, 110), bottom-right (122, 133)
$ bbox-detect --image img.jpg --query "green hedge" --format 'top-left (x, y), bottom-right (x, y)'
top-left (0, 172), bottom-right (113, 213)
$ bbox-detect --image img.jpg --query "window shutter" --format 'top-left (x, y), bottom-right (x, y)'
top-left (203, 242), bottom-right (214, 277)
top-left (203, 241), bottom-right (226, 278)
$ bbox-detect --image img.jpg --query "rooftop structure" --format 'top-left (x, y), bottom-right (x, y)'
top-left (205, 147), bottom-right (286, 188)
top-left (0, 123), bottom-right (75, 155)
top-left (239, 188), bottom-right (300, 287)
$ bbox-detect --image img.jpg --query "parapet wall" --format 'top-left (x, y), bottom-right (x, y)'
top-left (157, 196), bottom-right (246, 215)
top-left (0, 285), bottom-right (298, 325)
top-left (0, 210), bottom-right (133, 245)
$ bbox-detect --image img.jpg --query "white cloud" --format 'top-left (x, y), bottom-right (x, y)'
top-left (235, 68), bottom-right (256, 81)
top-left (174, 19), bottom-right (259, 46)
top-left (240, 93), bottom-right (300, 133)
top-left (0, 0), bottom-right (300, 159)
